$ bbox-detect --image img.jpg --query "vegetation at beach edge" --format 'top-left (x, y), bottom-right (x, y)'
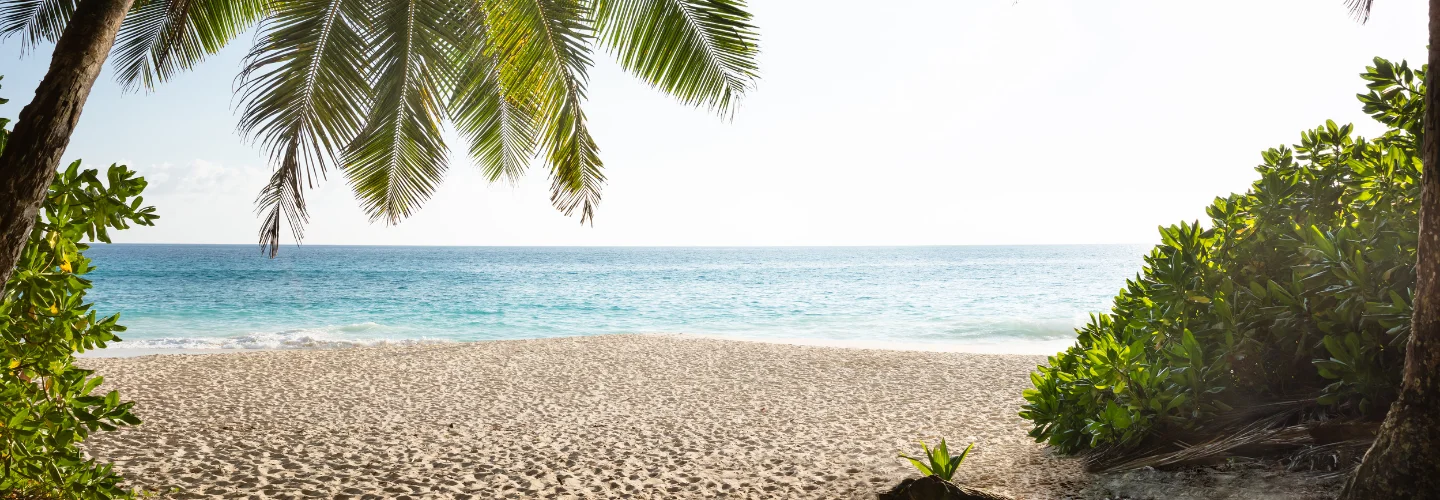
top-left (1021, 56), bottom-right (1423, 457)
top-left (0, 77), bottom-right (157, 499)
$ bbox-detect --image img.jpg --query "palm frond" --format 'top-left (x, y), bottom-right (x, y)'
top-left (0, 0), bottom-right (77, 52)
top-left (342, 0), bottom-right (460, 224)
top-left (1344, 0), bottom-right (1375, 23)
top-left (486, 0), bottom-right (604, 223)
top-left (448, 5), bottom-right (539, 184)
top-left (593, 0), bottom-right (758, 113)
top-left (237, 0), bottom-right (370, 255)
top-left (253, 147), bottom-right (308, 258)
top-left (112, 0), bottom-right (270, 92)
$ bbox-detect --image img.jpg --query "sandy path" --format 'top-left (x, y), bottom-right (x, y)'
top-left (80, 335), bottom-right (1087, 499)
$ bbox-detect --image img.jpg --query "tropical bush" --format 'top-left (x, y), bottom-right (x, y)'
top-left (1, 77), bottom-right (157, 498)
top-left (1020, 57), bottom-right (1424, 454)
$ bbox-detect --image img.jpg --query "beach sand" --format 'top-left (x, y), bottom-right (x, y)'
top-left (77, 335), bottom-right (1336, 499)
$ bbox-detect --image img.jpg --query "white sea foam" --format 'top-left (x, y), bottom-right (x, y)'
top-left (675, 333), bottom-right (1075, 355)
top-left (113, 323), bottom-right (450, 351)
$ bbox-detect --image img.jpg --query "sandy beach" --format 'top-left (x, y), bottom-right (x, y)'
top-left (77, 334), bottom-right (1074, 498)
top-left (77, 335), bottom-right (1338, 499)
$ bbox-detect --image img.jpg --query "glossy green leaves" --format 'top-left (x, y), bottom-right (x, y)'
top-left (1021, 56), bottom-right (1425, 454)
top-left (0, 89), bottom-right (158, 498)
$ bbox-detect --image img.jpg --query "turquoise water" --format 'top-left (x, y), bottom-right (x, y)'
top-left (83, 245), bottom-right (1146, 353)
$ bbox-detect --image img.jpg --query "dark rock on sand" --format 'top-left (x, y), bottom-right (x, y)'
top-left (878, 475), bottom-right (1013, 500)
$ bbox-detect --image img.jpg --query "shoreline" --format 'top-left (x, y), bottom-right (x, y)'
top-left (80, 331), bottom-right (1078, 358)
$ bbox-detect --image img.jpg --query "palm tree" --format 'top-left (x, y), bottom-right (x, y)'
top-left (0, 0), bottom-right (759, 288)
top-left (1337, 0), bottom-right (1440, 497)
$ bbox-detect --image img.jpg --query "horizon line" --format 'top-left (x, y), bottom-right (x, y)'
top-left (94, 242), bottom-right (1154, 248)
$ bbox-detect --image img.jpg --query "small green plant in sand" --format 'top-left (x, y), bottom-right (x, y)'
top-left (898, 438), bottom-right (974, 481)
top-left (0, 76), bottom-right (158, 499)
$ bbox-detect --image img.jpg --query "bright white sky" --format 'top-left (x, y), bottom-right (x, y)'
top-left (0, 1), bottom-right (1428, 246)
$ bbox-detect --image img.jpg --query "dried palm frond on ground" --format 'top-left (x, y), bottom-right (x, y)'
top-left (1083, 398), bottom-right (1378, 477)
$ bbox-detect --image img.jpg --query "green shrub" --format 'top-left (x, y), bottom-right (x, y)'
top-left (1020, 56), bottom-right (1423, 454)
top-left (898, 439), bottom-right (974, 481)
top-left (0, 77), bottom-right (158, 498)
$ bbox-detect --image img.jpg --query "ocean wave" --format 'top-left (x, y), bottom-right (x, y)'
top-left (116, 323), bottom-right (450, 350)
top-left (935, 319), bottom-right (1069, 339)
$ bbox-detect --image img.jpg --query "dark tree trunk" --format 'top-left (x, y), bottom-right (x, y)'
top-left (1338, 0), bottom-right (1440, 497)
top-left (0, 0), bottom-right (134, 288)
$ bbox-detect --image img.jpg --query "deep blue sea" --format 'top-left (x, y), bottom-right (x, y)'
top-left (82, 245), bottom-right (1147, 354)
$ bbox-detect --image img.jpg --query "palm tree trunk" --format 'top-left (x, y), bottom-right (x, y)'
top-left (0, 0), bottom-right (133, 288)
top-left (1338, 0), bottom-right (1440, 497)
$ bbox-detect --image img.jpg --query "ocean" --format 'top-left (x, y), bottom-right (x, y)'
top-left (81, 244), bottom-right (1147, 354)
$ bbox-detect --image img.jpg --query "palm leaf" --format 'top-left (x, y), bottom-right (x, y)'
top-left (931, 438), bottom-right (952, 478)
top-left (1344, 0), bottom-right (1375, 23)
top-left (593, 0), bottom-right (758, 113)
top-left (342, 0), bottom-right (460, 224)
top-left (237, 0), bottom-right (370, 256)
top-left (0, 0), bottom-right (77, 52)
top-left (953, 442), bottom-right (975, 467)
top-left (447, 3), bottom-right (539, 184)
top-left (111, 0), bottom-right (270, 92)
top-left (897, 453), bottom-right (934, 477)
top-left (254, 154), bottom-right (307, 258)
top-left (485, 0), bottom-right (604, 223)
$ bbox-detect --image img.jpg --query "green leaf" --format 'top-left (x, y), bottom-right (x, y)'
top-left (341, 0), bottom-right (457, 226)
top-left (112, 0), bottom-right (271, 91)
top-left (489, 0), bottom-right (608, 225)
top-left (8, 407), bottom-right (30, 428)
top-left (930, 438), bottom-right (951, 477)
top-left (237, 0), bottom-right (370, 256)
top-left (593, 0), bottom-right (759, 113)
top-left (0, 0), bottom-right (76, 52)
top-left (897, 454), bottom-right (932, 476)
